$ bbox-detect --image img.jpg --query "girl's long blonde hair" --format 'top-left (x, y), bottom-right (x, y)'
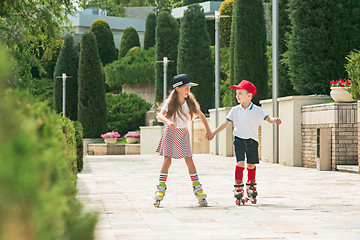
top-left (160, 88), bottom-right (200, 121)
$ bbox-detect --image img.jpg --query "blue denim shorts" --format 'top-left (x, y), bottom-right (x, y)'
top-left (233, 137), bottom-right (259, 164)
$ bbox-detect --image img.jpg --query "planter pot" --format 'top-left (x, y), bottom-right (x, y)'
top-left (330, 87), bottom-right (355, 103)
top-left (104, 137), bottom-right (117, 144)
top-left (126, 137), bottom-right (139, 144)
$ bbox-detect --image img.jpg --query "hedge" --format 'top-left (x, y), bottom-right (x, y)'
top-left (105, 47), bottom-right (155, 89)
top-left (346, 49), bottom-right (360, 100)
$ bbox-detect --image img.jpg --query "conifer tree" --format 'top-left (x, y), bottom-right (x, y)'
top-left (177, 4), bottom-right (214, 112)
top-left (286, 0), bottom-right (360, 95)
top-left (118, 27), bottom-right (140, 58)
top-left (155, 11), bottom-right (179, 103)
top-left (78, 32), bottom-right (107, 138)
top-left (90, 19), bottom-right (117, 66)
top-left (53, 35), bottom-right (78, 121)
top-left (144, 13), bottom-right (157, 50)
top-left (230, 0), bottom-right (268, 104)
top-left (219, 0), bottom-right (234, 48)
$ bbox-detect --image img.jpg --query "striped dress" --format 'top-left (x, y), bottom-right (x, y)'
top-left (156, 100), bottom-right (193, 159)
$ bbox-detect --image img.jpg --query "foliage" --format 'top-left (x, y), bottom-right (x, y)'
top-left (0, 0), bottom-right (75, 88)
top-left (90, 19), bottom-right (117, 66)
top-left (144, 13), bottom-right (157, 50)
top-left (105, 93), bottom-right (152, 135)
top-left (345, 50), bottom-right (360, 100)
top-left (177, 4), bottom-right (214, 113)
top-left (105, 47), bottom-right (155, 90)
top-left (73, 121), bottom-right (84, 172)
top-left (78, 0), bottom-right (153, 17)
top-left (40, 39), bottom-right (64, 79)
top-left (155, 11), bottom-right (179, 103)
top-left (230, 0), bottom-right (268, 105)
top-left (219, 0), bottom-right (234, 48)
top-left (155, 0), bottom-right (172, 13)
top-left (118, 27), bottom-right (140, 58)
top-left (54, 35), bottom-right (79, 121)
top-left (0, 89), bottom-right (97, 240)
top-left (285, 0), bottom-right (360, 95)
top-left (78, 32), bottom-right (107, 138)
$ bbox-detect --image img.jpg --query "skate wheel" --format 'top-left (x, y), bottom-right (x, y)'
top-left (252, 198), bottom-right (257, 204)
top-left (235, 199), bottom-right (241, 206)
top-left (154, 200), bottom-right (161, 208)
top-left (199, 199), bottom-right (207, 207)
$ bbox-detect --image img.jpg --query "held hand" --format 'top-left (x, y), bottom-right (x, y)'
top-left (205, 131), bottom-right (214, 141)
top-left (273, 117), bottom-right (282, 125)
top-left (167, 121), bottom-right (176, 129)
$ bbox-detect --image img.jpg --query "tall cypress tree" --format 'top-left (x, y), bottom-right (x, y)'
top-left (231, 0), bottom-right (268, 105)
top-left (155, 11), bottom-right (179, 103)
top-left (78, 32), bottom-right (107, 138)
top-left (118, 27), bottom-right (140, 58)
top-left (53, 35), bottom-right (78, 121)
top-left (144, 13), bottom-right (157, 50)
top-left (219, 0), bottom-right (234, 48)
top-left (177, 4), bottom-right (214, 113)
top-left (229, 5), bottom-right (236, 105)
top-left (90, 19), bottom-right (117, 66)
top-left (286, 0), bottom-right (360, 95)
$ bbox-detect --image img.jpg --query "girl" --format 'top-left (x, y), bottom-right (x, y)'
top-left (154, 74), bottom-right (212, 207)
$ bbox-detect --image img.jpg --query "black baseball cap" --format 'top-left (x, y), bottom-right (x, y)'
top-left (171, 74), bottom-right (198, 89)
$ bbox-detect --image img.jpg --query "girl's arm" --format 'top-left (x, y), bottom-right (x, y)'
top-left (196, 109), bottom-right (211, 133)
top-left (265, 116), bottom-right (282, 125)
top-left (156, 109), bottom-right (176, 129)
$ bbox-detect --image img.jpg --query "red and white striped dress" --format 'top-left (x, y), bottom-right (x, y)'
top-left (156, 126), bottom-right (192, 159)
top-left (156, 100), bottom-right (193, 159)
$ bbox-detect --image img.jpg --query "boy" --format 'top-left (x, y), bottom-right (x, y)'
top-left (209, 80), bottom-right (281, 205)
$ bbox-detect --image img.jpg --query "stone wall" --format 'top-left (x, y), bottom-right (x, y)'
top-left (302, 103), bottom-right (358, 170)
top-left (123, 7), bottom-right (156, 20)
top-left (122, 83), bottom-right (155, 108)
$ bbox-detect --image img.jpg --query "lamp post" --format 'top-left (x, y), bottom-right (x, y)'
top-left (272, 0), bottom-right (279, 163)
top-left (206, 11), bottom-right (229, 155)
top-left (56, 73), bottom-right (72, 117)
top-left (156, 57), bottom-right (174, 101)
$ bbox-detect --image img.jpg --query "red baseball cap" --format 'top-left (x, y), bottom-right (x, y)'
top-left (230, 80), bottom-right (257, 96)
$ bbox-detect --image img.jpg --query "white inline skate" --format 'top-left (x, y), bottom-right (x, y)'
top-left (192, 181), bottom-right (207, 207)
top-left (245, 181), bottom-right (258, 204)
top-left (234, 180), bottom-right (245, 206)
top-left (154, 182), bottom-right (167, 208)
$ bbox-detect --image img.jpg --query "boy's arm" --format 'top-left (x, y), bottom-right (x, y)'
top-left (265, 116), bottom-right (282, 125)
top-left (213, 119), bottom-right (231, 136)
top-left (156, 109), bottom-right (176, 129)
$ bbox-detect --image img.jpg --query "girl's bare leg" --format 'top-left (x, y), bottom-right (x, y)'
top-left (160, 156), bottom-right (172, 174)
top-left (184, 157), bottom-right (197, 174)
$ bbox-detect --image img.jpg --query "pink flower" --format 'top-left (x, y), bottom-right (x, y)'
top-left (101, 131), bottom-right (121, 139)
top-left (124, 132), bottom-right (140, 138)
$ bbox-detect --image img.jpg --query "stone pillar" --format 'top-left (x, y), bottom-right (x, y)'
top-left (140, 126), bottom-right (164, 154)
top-left (209, 107), bottom-right (233, 156)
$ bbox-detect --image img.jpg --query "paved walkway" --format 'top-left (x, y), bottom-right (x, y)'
top-left (77, 154), bottom-right (360, 240)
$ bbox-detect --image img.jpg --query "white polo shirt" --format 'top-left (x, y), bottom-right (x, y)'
top-left (162, 99), bottom-right (190, 128)
top-left (225, 103), bottom-right (269, 142)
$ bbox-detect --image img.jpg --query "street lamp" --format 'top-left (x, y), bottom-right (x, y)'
top-left (206, 11), bottom-right (229, 155)
top-left (156, 57), bottom-right (174, 101)
top-left (56, 73), bottom-right (72, 117)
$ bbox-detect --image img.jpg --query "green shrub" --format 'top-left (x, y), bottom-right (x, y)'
top-left (54, 35), bottom-right (79, 121)
top-left (105, 92), bottom-right (152, 135)
top-left (104, 47), bottom-right (155, 90)
top-left (177, 4), bottom-right (214, 113)
top-left (230, 0), bottom-right (268, 105)
top-left (0, 89), bottom-right (97, 240)
top-left (118, 27), bottom-right (140, 58)
top-left (346, 49), bottom-right (360, 100)
top-left (144, 13), bottom-right (157, 50)
top-left (219, 0), bottom-right (234, 48)
top-left (286, 0), bottom-right (360, 95)
top-left (78, 32), bottom-right (107, 138)
top-left (28, 77), bottom-right (54, 107)
top-left (40, 39), bottom-right (63, 79)
top-left (90, 19), bottom-right (117, 66)
top-left (74, 121), bottom-right (84, 172)
top-left (155, 11), bottom-right (179, 103)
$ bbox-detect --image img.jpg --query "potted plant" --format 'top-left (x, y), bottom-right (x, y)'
top-left (101, 131), bottom-right (121, 144)
top-left (124, 131), bottom-right (140, 144)
top-left (330, 78), bottom-right (355, 103)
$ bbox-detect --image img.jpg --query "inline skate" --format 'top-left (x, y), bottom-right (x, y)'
top-left (154, 182), bottom-right (167, 207)
top-left (245, 181), bottom-right (257, 204)
top-left (192, 181), bottom-right (207, 207)
top-left (234, 180), bottom-right (245, 206)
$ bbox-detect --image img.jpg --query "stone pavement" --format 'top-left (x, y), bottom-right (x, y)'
top-left (77, 154), bottom-right (360, 240)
